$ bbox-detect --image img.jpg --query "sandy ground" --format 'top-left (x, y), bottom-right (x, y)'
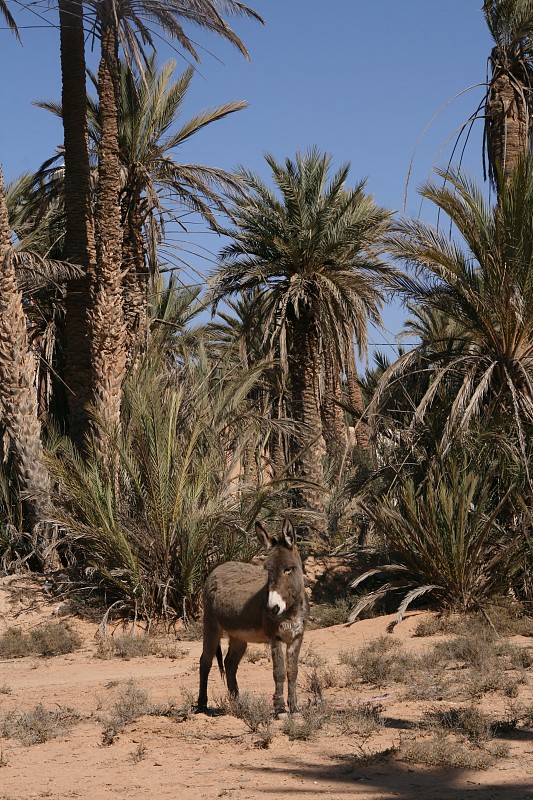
top-left (0, 574), bottom-right (532, 800)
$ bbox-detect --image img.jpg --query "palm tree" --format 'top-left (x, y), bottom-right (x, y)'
top-left (382, 159), bottom-right (533, 461)
top-left (58, 0), bottom-right (97, 447)
top-left (85, 0), bottom-right (263, 443)
top-left (0, 167), bottom-right (56, 569)
top-left (92, 56), bottom-right (247, 352)
top-left (211, 149), bottom-right (392, 544)
top-left (483, 0), bottom-right (533, 190)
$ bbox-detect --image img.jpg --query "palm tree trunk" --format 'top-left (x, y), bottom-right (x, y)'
top-left (346, 344), bottom-right (370, 452)
top-left (487, 68), bottom-right (529, 190)
top-left (289, 311), bottom-right (328, 546)
top-left (122, 199), bottom-right (149, 356)
top-left (59, 0), bottom-right (97, 447)
top-left (0, 167), bottom-right (58, 570)
top-left (90, 19), bottom-right (127, 444)
top-left (321, 353), bottom-right (347, 480)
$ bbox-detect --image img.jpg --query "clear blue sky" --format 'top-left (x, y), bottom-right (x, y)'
top-left (0, 1), bottom-right (491, 361)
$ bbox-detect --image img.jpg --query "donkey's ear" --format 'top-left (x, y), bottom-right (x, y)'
top-left (255, 522), bottom-right (274, 550)
top-left (281, 518), bottom-right (296, 549)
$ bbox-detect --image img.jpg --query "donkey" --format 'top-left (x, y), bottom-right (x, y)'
top-left (197, 518), bottom-right (309, 715)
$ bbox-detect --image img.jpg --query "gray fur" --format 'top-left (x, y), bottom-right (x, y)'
top-left (197, 519), bottom-right (309, 714)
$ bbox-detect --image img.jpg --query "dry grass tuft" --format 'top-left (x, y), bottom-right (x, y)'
top-left (100, 681), bottom-right (151, 745)
top-left (1, 704), bottom-right (82, 746)
top-left (96, 634), bottom-right (160, 660)
top-left (415, 607), bottom-right (533, 639)
top-left (227, 692), bottom-right (274, 747)
top-left (130, 743), bottom-right (147, 763)
top-left (340, 636), bottom-right (418, 686)
top-left (425, 705), bottom-right (493, 743)
top-left (282, 701), bottom-right (329, 741)
top-left (334, 701), bottom-right (384, 736)
top-left (400, 732), bottom-right (494, 769)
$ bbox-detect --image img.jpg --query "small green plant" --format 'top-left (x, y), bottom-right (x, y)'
top-left (1, 704), bottom-right (82, 745)
top-left (308, 599), bottom-right (351, 629)
top-left (351, 456), bottom-right (527, 620)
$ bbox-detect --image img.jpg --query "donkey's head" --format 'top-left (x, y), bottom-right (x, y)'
top-left (255, 519), bottom-right (305, 617)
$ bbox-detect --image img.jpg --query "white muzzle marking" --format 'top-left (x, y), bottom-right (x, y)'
top-left (267, 590), bottom-right (286, 615)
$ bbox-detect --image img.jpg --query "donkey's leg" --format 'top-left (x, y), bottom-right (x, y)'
top-left (225, 637), bottom-right (247, 698)
top-left (198, 619), bottom-right (222, 709)
top-left (286, 634), bottom-right (304, 714)
top-left (271, 637), bottom-right (287, 715)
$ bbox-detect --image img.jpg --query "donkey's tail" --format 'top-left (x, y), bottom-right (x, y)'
top-left (216, 644), bottom-right (225, 683)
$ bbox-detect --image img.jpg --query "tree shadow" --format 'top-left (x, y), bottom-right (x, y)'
top-left (241, 751), bottom-right (533, 799)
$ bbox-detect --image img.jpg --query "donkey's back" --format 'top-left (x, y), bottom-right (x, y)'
top-left (203, 561), bottom-right (269, 643)
top-left (197, 519), bottom-right (308, 714)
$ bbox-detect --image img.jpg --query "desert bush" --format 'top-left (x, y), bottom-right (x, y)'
top-left (1, 704), bottom-right (82, 745)
top-left (0, 623), bottom-right (80, 658)
top-left (335, 701), bottom-right (384, 736)
top-left (130, 743), bottom-right (147, 763)
top-left (0, 627), bottom-right (30, 658)
top-left (28, 622), bottom-right (81, 656)
top-left (282, 702), bottom-right (329, 741)
top-left (414, 606), bottom-right (533, 638)
top-left (100, 681), bottom-right (151, 745)
top-left (151, 689), bottom-right (196, 722)
top-left (245, 647), bottom-right (265, 663)
top-left (95, 634), bottom-right (161, 660)
top-left (227, 693), bottom-right (274, 748)
top-left (308, 599), bottom-right (351, 629)
top-left (304, 665), bottom-right (340, 699)
top-left (425, 706), bottom-right (493, 743)
top-left (340, 636), bottom-right (417, 687)
top-left (400, 731), bottom-right (494, 770)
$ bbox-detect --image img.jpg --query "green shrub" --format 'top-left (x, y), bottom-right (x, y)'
top-left (350, 455), bottom-right (527, 620)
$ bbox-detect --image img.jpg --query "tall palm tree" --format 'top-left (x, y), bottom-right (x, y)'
top-left (382, 159), bottom-right (533, 459)
top-left (85, 0), bottom-right (263, 443)
top-left (211, 149), bottom-right (392, 544)
top-left (0, 167), bottom-right (55, 569)
top-left (483, 0), bottom-right (533, 190)
top-left (58, 0), bottom-right (96, 447)
top-left (90, 56), bottom-right (247, 352)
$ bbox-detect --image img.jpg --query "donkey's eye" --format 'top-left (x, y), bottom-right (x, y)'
top-left (284, 568), bottom-right (293, 575)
